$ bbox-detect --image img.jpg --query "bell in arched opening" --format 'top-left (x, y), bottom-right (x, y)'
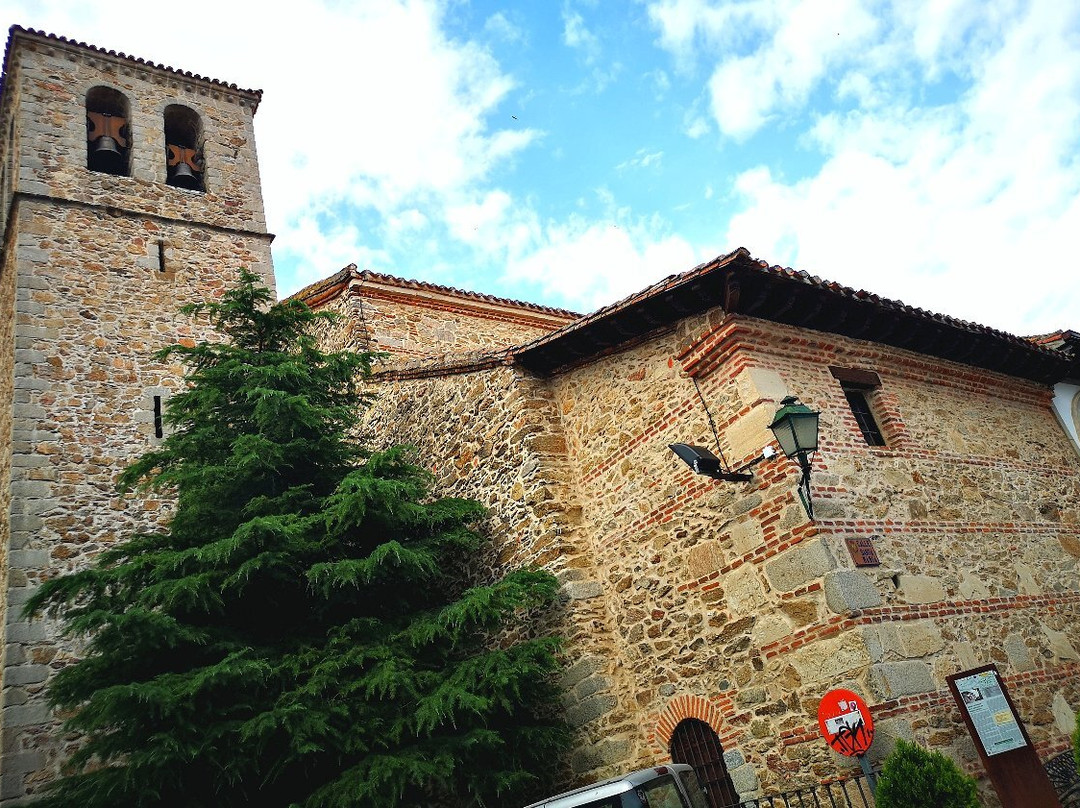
top-left (166, 143), bottom-right (204, 191)
top-left (163, 104), bottom-right (205, 192)
top-left (86, 87), bottom-right (131, 176)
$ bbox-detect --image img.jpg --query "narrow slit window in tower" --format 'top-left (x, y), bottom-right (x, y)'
top-left (153, 395), bottom-right (163, 439)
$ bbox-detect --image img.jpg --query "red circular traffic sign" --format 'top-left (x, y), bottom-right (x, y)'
top-left (817, 689), bottom-right (874, 756)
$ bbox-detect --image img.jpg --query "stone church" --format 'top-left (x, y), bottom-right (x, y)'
top-left (2, 25), bottom-right (1080, 806)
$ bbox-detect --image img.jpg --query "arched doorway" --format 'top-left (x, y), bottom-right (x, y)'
top-left (670, 718), bottom-right (739, 808)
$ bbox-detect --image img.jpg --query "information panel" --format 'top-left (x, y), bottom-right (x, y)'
top-left (952, 669), bottom-right (1027, 756)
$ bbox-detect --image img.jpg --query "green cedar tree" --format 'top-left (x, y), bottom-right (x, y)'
top-left (24, 271), bottom-right (568, 807)
top-left (875, 739), bottom-right (981, 808)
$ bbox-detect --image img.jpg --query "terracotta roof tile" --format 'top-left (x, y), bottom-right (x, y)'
top-left (1, 25), bottom-right (263, 108)
top-left (289, 264), bottom-right (580, 319)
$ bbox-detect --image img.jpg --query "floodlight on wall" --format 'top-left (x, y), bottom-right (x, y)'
top-left (767, 395), bottom-right (821, 520)
top-left (668, 443), bottom-right (777, 483)
top-left (670, 376), bottom-right (779, 484)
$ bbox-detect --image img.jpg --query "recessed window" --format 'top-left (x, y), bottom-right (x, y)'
top-left (153, 395), bottom-right (164, 439)
top-left (86, 86), bottom-right (130, 176)
top-left (163, 104), bottom-right (204, 192)
top-left (844, 388), bottom-right (886, 446)
top-left (831, 366), bottom-right (887, 447)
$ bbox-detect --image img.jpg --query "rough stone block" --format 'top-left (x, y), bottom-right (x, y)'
top-left (866, 717), bottom-right (914, 764)
top-left (723, 749), bottom-right (746, 770)
top-left (1, 702), bottom-right (51, 728)
top-left (736, 367), bottom-right (789, 404)
top-left (561, 654), bottom-right (604, 689)
top-left (728, 521), bottom-right (764, 556)
top-left (574, 675), bottom-right (611, 701)
top-left (1003, 633), bottom-right (1036, 672)
top-left (792, 632), bottom-right (871, 686)
top-left (954, 641), bottom-right (980, 670)
top-left (958, 569), bottom-right (991, 599)
top-left (869, 661), bottom-right (935, 699)
top-left (7, 514), bottom-right (43, 532)
top-left (895, 621), bottom-right (944, 658)
top-left (3, 622), bottom-right (47, 643)
top-left (562, 581), bottom-right (603, 600)
top-left (1015, 563), bottom-right (1041, 595)
top-left (896, 574), bottom-right (946, 604)
top-left (764, 539), bottom-right (837, 593)
top-left (863, 624), bottom-right (891, 663)
top-left (823, 569), bottom-right (882, 612)
top-left (1043, 626), bottom-right (1080, 661)
top-left (729, 761), bottom-right (760, 795)
top-left (6, 550), bottom-right (48, 569)
top-left (1, 750), bottom-right (44, 775)
top-left (565, 694), bottom-right (617, 727)
top-left (687, 541), bottom-right (726, 579)
top-left (595, 737), bottom-right (631, 766)
top-left (1053, 693), bottom-right (1077, 735)
top-left (752, 613), bottom-right (791, 646)
top-left (570, 745), bottom-right (604, 775)
top-left (726, 565), bottom-right (767, 615)
top-left (1, 665), bottom-right (49, 686)
top-left (1, 771), bottom-right (28, 802)
top-left (726, 404), bottom-right (775, 463)
top-left (2, 688), bottom-right (29, 707)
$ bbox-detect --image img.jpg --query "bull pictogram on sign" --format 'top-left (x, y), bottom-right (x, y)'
top-left (817, 689), bottom-right (874, 757)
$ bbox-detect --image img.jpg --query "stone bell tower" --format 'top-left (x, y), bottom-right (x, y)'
top-left (0, 26), bottom-right (275, 801)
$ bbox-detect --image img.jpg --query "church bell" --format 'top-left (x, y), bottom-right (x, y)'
top-left (166, 143), bottom-right (204, 191)
top-left (86, 111), bottom-right (128, 174)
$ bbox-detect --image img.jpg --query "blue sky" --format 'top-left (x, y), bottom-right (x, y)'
top-left (4, 1), bottom-right (1079, 336)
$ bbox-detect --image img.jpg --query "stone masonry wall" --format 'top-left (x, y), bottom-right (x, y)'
top-left (353, 287), bottom-right (570, 362)
top-left (359, 363), bottom-right (641, 784)
top-left (1, 31), bottom-right (274, 803)
top-left (0, 208), bottom-right (16, 687)
top-left (5, 34), bottom-right (268, 235)
top-left (546, 309), bottom-right (1080, 801)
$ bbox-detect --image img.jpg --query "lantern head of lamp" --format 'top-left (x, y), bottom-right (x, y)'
top-left (767, 395), bottom-right (821, 519)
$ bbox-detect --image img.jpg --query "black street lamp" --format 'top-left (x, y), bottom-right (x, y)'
top-left (768, 395), bottom-right (821, 519)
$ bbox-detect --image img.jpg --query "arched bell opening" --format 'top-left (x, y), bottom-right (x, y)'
top-left (164, 104), bottom-right (204, 192)
top-left (670, 718), bottom-right (740, 808)
top-left (86, 86), bottom-right (130, 176)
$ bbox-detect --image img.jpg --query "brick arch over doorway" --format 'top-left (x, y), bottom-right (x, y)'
top-left (652, 694), bottom-right (734, 749)
top-left (671, 718), bottom-right (740, 808)
top-left (652, 695), bottom-right (743, 808)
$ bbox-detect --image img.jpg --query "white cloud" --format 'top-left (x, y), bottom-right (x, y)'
top-left (484, 11), bottom-right (526, 44)
top-left (563, 9), bottom-right (601, 63)
top-left (505, 217), bottom-right (699, 310)
top-left (3, 0), bottom-right (540, 291)
top-left (646, 0), bottom-right (1080, 334)
top-left (616, 149), bottom-right (664, 172)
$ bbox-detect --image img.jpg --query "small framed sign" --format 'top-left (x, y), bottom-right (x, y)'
top-left (845, 537), bottom-right (880, 567)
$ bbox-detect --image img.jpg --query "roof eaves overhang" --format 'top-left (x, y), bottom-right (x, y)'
top-left (512, 248), bottom-right (1072, 385)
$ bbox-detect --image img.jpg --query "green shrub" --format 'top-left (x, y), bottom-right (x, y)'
top-left (1073, 710), bottom-right (1080, 774)
top-left (875, 739), bottom-right (981, 808)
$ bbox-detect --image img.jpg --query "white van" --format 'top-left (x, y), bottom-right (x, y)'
top-left (524, 764), bottom-right (711, 808)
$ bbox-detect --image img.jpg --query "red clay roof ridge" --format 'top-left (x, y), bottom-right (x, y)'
top-left (290, 263), bottom-right (580, 319)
